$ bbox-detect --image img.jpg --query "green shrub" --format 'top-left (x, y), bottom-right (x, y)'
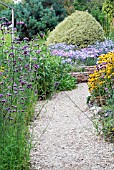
top-left (58, 74), bottom-right (76, 91)
top-left (46, 10), bottom-right (105, 48)
top-left (36, 49), bottom-right (76, 98)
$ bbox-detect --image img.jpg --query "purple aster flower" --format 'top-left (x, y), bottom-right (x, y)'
top-left (1, 99), bottom-right (7, 103)
top-left (62, 60), bottom-right (66, 64)
top-left (0, 94), bottom-right (4, 98)
top-left (5, 107), bottom-right (11, 111)
top-left (16, 21), bottom-right (25, 25)
top-left (13, 83), bottom-right (17, 87)
top-left (20, 81), bottom-right (25, 86)
top-left (1, 38), bottom-right (4, 41)
top-left (32, 58), bottom-right (37, 60)
top-left (8, 86), bottom-right (11, 89)
top-left (12, 105), bottom-right (17, 109)
top-left (23, 37), bottom-right (29, 41)
top-left (7, 93), bottom-right (12, 96)
top-left (24, 64), bottom-right (29, 68)
top-left (34, 64), bottom-right (39, 69)
top-left (36, 50), bottom-right (41, 54)
top-left (22, 50), bottom-right (28, 55)
top-left (15, 69), bottom-right (19, 72)
top-left (12, 110), bottom-right (16, 112)
top-left (14, 91), bottom-right (18, 94)
top-left (14, 87), bottom-right (18, 91)
top-left (20, 102), bottom-right (24, 105)
top-left (9, 52), bottom-right (14, 57)
top-left (27, 84), bottom-right (32, 89)
top-left (15, 37), bottom-right (20, 41)
top-left (21, 45), bottom-right (28, 50)
top-left (40, 33), bottom-right (44, 37)
top-left (6, 21), bottom-right (12, 26)
top-left (18, 57), bottom-right (23, 61)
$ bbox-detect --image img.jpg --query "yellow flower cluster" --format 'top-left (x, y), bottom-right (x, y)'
top-left (0, 66), bottom-right (7, 79)
top-left (0, 66), bottom-right (4, 73)
top-left (88, 52), bottom-right (114, 92)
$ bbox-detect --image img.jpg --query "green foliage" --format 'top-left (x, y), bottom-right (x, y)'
top-left (46, 11), bottom-right (105, 48)
top-left (0, 0), bottom-right (68, 39)
top-left (58, 74), bottom-right (76, 91)
top-left (102, 0), bottom-right (114, 37)
top-left (0, 25), bottom-right (77, 169)
top-left (74, 0), bottom-right (106, 31)
top-left (109, 27), bottom-right (114, 40)
top-left (73, 0), bottom-right (87, 11)
top-left (42, 0), bottom-right (68, 22)
top-left (77, 57), bottom-right (97, 66)
top-left (0, 31), bottom-right (12, 59)
top-left (0, 117), bottom-right (30, 170)
top-left (102, 0), bottom-right (114, 22)
top-left (16, 0), bottom-right (58, 39)
top-left (63, 0), bottom-right (75, 15)
top-left (36, 51), bottom-right (76, 98)
top-left (0, 0), bottom-right (13, 11)
top-left (93, 106), bottom-right (114, 142)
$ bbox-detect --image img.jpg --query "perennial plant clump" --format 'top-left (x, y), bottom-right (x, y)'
top-left (88, 52), bottom-right (114, 104)
top-left (0, 17), bottom-right (76, 169)
top-left (87, 52), bottom-right (114, 141)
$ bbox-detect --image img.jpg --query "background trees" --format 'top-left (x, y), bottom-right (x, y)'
top-left (74, 0), bottom-right (105, 26)
top-left (0, 0), bottom-right (68, 39)
top-left (0, 0), bottom-right (113, 39)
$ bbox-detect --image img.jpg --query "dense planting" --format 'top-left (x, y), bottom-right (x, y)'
top-left (46, 11), bottom-right (105, 48)
top-left (0, 18), bottom-right (76, 169)
top-left (49, 40), bottom-right (114, 65)
top-left (88, 52), bottom-right (114, 140)
top-left (88, 52), bottom-right (114, 103)
top-left (49, 39), bottom-right (114, 141)
top-left (0, 0), bottom-right (114, 166)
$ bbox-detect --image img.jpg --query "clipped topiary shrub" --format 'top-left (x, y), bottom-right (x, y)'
top-left (46, 10), bottom-right (105, 48)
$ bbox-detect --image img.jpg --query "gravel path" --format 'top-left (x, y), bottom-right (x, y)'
top-left (30, 83), bottom-right (114, 170)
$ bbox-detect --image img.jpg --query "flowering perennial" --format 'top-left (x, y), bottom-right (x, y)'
top-left (49, 40), bottom-right (114, 64)
top-left (88, 52), bottom-right (114, 103)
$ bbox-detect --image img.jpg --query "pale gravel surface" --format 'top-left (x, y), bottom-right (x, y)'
top-left (30, 83), bottom-right (114, 170)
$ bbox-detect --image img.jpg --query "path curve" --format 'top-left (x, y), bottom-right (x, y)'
top-left (30, 83), bottom-right (114, 170)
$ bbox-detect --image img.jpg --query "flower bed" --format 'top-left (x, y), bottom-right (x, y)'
top-left (87, 52), bottom-right (114, 141)
top-left (0, 17), bottom-right (77, 170)
top-left (88, 52), bottom-right (114, 104)
top-left (49, 40), bottom-right (114, 66)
